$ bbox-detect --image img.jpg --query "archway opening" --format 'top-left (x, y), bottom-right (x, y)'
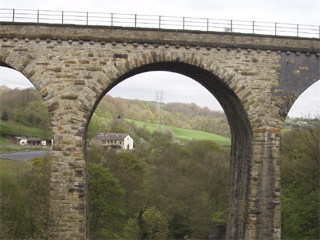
top-left (280, 80), bottom-right (320, 239)
top-left (0, 65), bottom-right (53, 239)
top-left (281, 80), bottom-right (320, 239)
top-left (85, 62), bottom-right (253, 239)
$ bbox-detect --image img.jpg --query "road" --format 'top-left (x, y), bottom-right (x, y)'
top-left (0, 150), bottom-right (52, 161)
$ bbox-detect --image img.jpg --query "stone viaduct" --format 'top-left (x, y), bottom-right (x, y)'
top-left (0, 22), bottom-right (319, 239)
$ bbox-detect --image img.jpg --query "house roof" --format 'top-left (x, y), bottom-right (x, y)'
top-left (14, 136), bottom-right (27, 140)
top-left (96, 133), bottom-right (129, 141)
top-left (26, 137), bottom-right (43, 141)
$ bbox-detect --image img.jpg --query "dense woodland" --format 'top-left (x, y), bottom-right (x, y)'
top-left (0, 87), bottom-right (319, 239)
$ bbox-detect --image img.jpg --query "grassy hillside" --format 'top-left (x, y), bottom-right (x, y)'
top-left (0, 121), bottom-right (51, 140)
top-left (0, 159), bottom-right (32, 176)
top-left (126, 119), bottom-right (231, 146)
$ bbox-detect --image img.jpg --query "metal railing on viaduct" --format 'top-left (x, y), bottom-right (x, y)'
top-left (0, 8), bottom-right (319, 38)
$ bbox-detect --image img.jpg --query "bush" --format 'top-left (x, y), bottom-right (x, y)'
top-left (0, 122), bottom-right (14, 137)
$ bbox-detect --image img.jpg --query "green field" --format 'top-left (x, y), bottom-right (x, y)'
top-left (0, 159), bottom-right (32, 177)
top-left (126, 119), bottom-right (231, 146)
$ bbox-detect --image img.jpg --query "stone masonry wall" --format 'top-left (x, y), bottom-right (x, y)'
top-left (1, 23), bottom-right (319, 239)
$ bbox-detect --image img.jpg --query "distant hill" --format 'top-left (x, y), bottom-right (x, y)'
top-left (0, 87), bottom-right (231, 144)
top-left (0, 86), bottom-right (52, 140)
top-left (97, 94), bottom-right (231, 138)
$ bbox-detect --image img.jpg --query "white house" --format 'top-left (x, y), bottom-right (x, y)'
top-left (93, 133), bottom-right (134, 150)
top-left (13, 136), bottom-right (28, 145)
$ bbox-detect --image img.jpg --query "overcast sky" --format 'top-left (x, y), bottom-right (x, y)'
top-left (0, 0), bottom-right (319, 118)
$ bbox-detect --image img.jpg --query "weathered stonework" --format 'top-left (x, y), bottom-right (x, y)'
top-left (1, 22), bottom-right (319, 240)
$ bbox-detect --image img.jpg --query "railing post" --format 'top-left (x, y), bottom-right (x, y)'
top-left (275, 22), bottom-right (277, 35)
top-left (183, 17), bottom-right (185, 30)
top-left (111, 13), bottom-right (113, 26)
top-left (12, 9), bottom-right (15, 22)
top-left (297, 24), bottom-right (299, 37)
top-left (62, 11), bottom-right (64, 24)
top-left (37, 10), bottom-right (39, 23)
top-left (207, 18), bottom-right (209, 31)
top-left (253, 21), bottom-right (255, 34)
top-left (231, 20), bottom-right (233, 33)
top-left (135, 14), bottom-right (137, 28)
top-left (86, 12), bottom-right (88, 25)
top-left (159, 15), bottom-right (161, 29)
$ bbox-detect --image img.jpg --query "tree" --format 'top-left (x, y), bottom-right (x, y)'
top-left (102, 151), bottom-right (145, 217)
top-left (18, 157), bottom-right (51, 239)
top-left (125, 206), bottom-right (169, 239)
top-left (88, 163), bottom-right (126, 239)
top-left (0, 122), bottom-right (14, 137)
top-left (87, 113), bottom-right (103, 139)
top-left (167, 213), bottom-right (192, 239)
top-left (0, 154), bottom-right (51, 239)
top-left (0, 174), bottom-right (25, 239)
top-left (1, 110), bottom-right (9, 121)
top-left (147, 139), bottom-right (230, 238)
top-left (281, 121), bottom-right (320, 239)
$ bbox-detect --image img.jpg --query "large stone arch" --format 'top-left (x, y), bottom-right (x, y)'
top-left (83, 49), bottom-right (254, 238)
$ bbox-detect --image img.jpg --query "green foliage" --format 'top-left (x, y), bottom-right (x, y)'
top-left (96, 94), bottom-right (231, 138)
top-left (90, 150), bottom-right (145, 217)
top-left (87, 130), bottom-right (230, 239)
top-left (88, 163), bottom-right (126, 239)
top-left (1, 110), bottom-right (9, 121)
top-left (0, 156), bottom-right (51, 239)
top-left (0, 121), bottom-right (50, 140)
top-left (0, 159), bottom-right (32, 176)
top-left (0, 174), bottom-right (25, 238)
top-left (282, 182), bottom-right (319, 238)
top-left (167, 213), bottom-right (193, 239)
top-left (0, 122), bottom-right (14, 137)
top-left (32, 153), bottom-right (51, 168)
top-left (0, 87), bottom-right (52, 139)
top-left (125, 207), bottom-right (169, 239)
top-left (87, 113), bottom-right (103, 139)
top-left (281, 121), bottom-right (320, 239)
top-left (127, 119), bottom-right (231, 145)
